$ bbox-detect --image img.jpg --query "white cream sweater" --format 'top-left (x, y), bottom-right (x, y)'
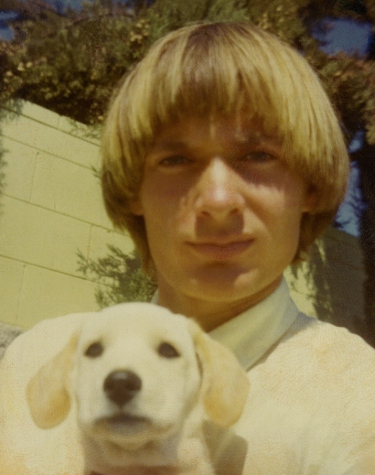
top-left (207, 279), bottom-right (375, 474)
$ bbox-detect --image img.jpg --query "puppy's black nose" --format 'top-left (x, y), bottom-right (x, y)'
top-left (103, 370), bottom-right (142, 407)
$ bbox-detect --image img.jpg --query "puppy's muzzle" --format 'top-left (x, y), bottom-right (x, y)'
top-left (104, 370), bottom-right (142, 407)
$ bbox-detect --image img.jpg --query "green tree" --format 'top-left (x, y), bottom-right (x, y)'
top-left (77, 246), bottom-right (157, 307)
top-left (2, 0), bottom-right (375, 343)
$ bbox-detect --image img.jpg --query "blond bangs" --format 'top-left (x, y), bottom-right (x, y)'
top-left (114, 23), bottom-right (348, 207)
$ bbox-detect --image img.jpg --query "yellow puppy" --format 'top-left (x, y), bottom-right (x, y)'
top-left (0, 303), bottom-right (249, 475)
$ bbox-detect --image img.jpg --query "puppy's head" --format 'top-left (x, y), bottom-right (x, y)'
top-left (27, 303), bottom-right (249, 447)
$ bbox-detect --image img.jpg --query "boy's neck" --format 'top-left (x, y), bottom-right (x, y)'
top-left (157, 277), bottom-right (282, 332)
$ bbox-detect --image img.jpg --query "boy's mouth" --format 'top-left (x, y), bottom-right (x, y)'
top-left (186, 239), bottom-right (253, 260)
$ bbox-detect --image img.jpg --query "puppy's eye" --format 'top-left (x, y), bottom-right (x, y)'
top-left (158, 342), bottom-right (180, 358)
top-left (85, 342), bottom-right (104, 358)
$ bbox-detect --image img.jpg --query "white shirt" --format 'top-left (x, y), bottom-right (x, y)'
top-left (204, 279), bottom-right (375, 474)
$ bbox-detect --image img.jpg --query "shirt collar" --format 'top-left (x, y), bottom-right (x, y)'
top-left (151, 278), bottom-right (299, 371)
top-left (209, 278), bottom-right (299, 370)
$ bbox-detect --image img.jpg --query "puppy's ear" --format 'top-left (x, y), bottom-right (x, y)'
top-left (26, 333), bottom-right (79, 429)
top-left (189, 320), bottom-right (250, 428)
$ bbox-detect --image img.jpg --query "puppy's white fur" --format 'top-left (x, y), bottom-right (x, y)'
top-left (9, 303), bottom-right (249, 475)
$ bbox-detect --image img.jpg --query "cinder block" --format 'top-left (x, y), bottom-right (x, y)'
top-left (56, 115), bottom-right (100, 145)
top-left (4, 100), bottom-right (99, 144)
top-left (329, 265), bottom-right (364, 307)
top-left (0, 256), bottom-right (24, 325)
top-left (285, 230), bottom-right (365, 327)
top-left (0, 196), bottom-right (91, 275)
top-left (319, 237), bottom-right (362, 269)
top-left (1, 138), bottom-right (37, 202)
top-left (2, 114), bottom-right (99, 169)
top-left (319, 227), bottom-right (363, 269)
top-left (30, 151), bottom-right (112, 227)
top-left (18, 101), bottom-right (61, 129)
top-left (17, 265), bottom-right (100, 329)
top-left (28, 151), bottom-right (58, 211)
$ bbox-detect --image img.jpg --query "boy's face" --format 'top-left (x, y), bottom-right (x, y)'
top-left (131, 114), bottom-right (314, 325)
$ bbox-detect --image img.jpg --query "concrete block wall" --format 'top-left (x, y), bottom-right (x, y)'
top-left (0, 102), bottom-right (134, 329)
top-left (0, 102), bottom-right (366, 333)
top-left (285, 226), bottom-right (365, 334)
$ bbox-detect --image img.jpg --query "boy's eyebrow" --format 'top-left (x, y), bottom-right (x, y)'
top-left (148, 129), bottom-right (281, 153)
top-left (149, 139), bottom-right (195, 153)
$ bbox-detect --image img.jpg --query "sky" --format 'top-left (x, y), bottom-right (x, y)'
top-left (0, 11), bottom-right (18, 40)
top-left (0, 0), bottom-right (87, 39)
top-left (313, 17), bottom-right (372, 55)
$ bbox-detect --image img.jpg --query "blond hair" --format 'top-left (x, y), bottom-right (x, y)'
top-left (101, 21), bottom-right (349, 273)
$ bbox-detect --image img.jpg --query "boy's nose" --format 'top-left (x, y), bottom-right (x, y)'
top-left (194, 158), bottom-right (245, 220)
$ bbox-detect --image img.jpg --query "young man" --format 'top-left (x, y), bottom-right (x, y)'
top-left (101, 22), bottom-right (375, 473)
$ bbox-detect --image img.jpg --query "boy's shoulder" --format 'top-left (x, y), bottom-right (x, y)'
top-left (266, 312), bottom-right (375, 379)
top-left (238, 314), bottom-right (375, 473)
top-left (252, 312), bottom-right (375, 409)
top-left (287, 312), bottom-right (375, 364)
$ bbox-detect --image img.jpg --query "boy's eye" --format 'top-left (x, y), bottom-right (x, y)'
top-left (241, 151), bottom-right (275, 162)
top-left (159, 155), bottom-right (191, 167)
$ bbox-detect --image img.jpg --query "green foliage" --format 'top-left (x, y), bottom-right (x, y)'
top-left (0, 0), bottom-right (249, 124)
top-left (2, 0), bottom-right (374, 136)
top-left (77, 245), bottom-right (157, 307)
top-left (148, 0), bottom-right (248, 33)
top-left (2, 0), bottom-right (372, 134)
top-left (1, 2), bottom-right (152, 124)
top-left (245, 0), bottom-right (310, 44)
top-left (308, 53), bottom-right (375, 144)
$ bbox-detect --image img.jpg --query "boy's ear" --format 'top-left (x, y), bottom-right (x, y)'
top-left (303, 185), bottom-right (319, 213)
top-left (129, 198), bottom-right (144, 216)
